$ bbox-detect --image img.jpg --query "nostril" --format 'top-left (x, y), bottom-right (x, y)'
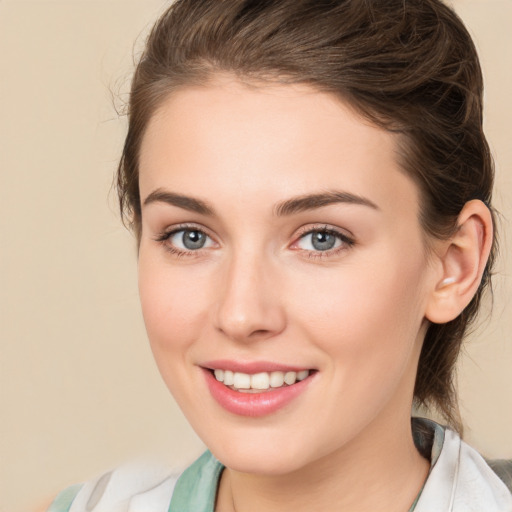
top-left (251, 329), bottom-right (271, 337)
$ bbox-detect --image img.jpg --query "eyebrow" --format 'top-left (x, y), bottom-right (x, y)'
top-left (142, 188), bottom-right (379, 217)
top-left (274, 190), bottom-right (379, 216)
top-left (143, 189), bottom-right (214, 215)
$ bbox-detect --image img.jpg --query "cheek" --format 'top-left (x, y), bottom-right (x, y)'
top-left (289, 258), bottom-right (428, 437)
top-left (137, 251), bottom-right (209, 359)
top-left (291, 248), bottom-right (428, 372)
top-left (137, 253), bottom-right (215, 415)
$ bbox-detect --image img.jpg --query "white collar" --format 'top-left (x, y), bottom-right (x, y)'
top-left (414, 423), bottom-right (512, 511)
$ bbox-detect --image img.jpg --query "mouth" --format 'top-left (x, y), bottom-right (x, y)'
top-left (210, 368), bottom-right (311, 393)
top-left (200, 363), bottom-right (317, 417)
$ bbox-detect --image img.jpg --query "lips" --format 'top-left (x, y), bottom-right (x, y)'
top-left (200, 361), bottom-right (316, 417)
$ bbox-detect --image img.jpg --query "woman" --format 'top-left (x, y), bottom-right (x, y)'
top-left (48, 0), bottom-right (512, 510)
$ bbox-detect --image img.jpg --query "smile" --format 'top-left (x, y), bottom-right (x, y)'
top-left (201, 364), bottom-right (316, 417)
top-left (213, 369), bottom-right (310, 392)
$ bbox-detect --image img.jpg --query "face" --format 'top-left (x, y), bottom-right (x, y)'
top-left (138, 78), bottom-right (436, 475)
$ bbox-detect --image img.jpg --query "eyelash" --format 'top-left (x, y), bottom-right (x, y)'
top-left (293, 225), bottom-right (355, 260)
top-left (154, 224), bottom-right (216, 258)
top-left (154, 224), bottom-right (355, 259)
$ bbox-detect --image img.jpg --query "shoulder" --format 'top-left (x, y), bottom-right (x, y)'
top-left (486, 459), bottom-right (512, 493)
top-left (46, 461), bottom-right (180, 512)
top-left (47, 451), bottom-right (224, 512)
top-left (413, 418), bottom-right (512, 512)
top-left (454, 434), bottom-right (512, 509)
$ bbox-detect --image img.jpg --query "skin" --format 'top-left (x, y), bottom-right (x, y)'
top-left (137, 77), bottom-right (487, 511)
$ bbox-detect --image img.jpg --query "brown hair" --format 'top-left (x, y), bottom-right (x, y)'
top-left (117, 0), bottom-right (496, 432)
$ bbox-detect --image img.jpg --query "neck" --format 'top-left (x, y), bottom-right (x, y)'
top-left (216, 412), bottom-right (430, 512)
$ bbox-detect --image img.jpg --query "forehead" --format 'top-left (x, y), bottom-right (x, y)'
top-left (139, 78), bottom-right (421, 219)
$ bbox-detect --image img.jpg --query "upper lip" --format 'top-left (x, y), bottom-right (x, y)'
top-left (200, 359), bottom-right (313, 374)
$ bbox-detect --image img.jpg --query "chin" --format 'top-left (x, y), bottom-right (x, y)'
top-left (200, 425), bottom-right (326, 476)
top-left (215, 447), bottom-right (307, 476)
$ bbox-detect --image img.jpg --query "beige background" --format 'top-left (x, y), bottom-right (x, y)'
top-left (0, 1), bottom-right (511, 511)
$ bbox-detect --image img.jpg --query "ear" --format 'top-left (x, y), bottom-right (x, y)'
top-left (425, 200), bottom-right (493, 324)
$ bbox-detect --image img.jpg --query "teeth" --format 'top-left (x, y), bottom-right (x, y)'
top-left (297, 370), bottom-right (309, 381)
top-left (269, 371), bottom-right (284, 388)
top-left (284, 371), bottom-right (296, 385)
top-left (233, 372), bottom-right (251, 389)
top-left (223, 370), bottom-right (234, 385)
top-left (213, 369), bottom-right (310, 390)
top-left (251, 372), bottom-right (270, 390)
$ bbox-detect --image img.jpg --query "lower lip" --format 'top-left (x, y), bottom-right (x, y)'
top-left (202, 369), bottom-right (314, 417)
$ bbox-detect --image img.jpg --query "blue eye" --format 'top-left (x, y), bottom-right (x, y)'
top-left (167, 229), bottom-right (214, 251)
top-left (296, 229), bottom-right (352, 252)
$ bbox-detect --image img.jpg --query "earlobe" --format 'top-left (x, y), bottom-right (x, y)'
top-left (425, 200), bottom-right (493, 324)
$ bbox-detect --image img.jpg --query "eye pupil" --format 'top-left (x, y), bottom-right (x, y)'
top-left (182, 230), bottom-right (206, 250)
top-left (312, 231), bottom-right (336, 251)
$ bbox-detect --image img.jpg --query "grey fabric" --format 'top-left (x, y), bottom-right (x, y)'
top-left (487, 459), bottom-right (512, 492)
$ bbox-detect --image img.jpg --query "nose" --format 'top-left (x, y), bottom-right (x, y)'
top-left (213, 251), bottom-right (286, 342)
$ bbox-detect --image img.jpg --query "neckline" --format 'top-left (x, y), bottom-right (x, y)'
top-left (169, 451), bottom-right (224, 512)
top-left (169, 417), bottom-right (445, 512)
